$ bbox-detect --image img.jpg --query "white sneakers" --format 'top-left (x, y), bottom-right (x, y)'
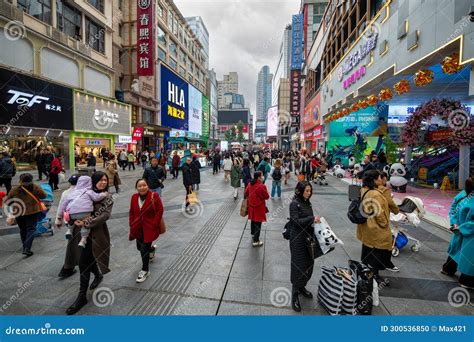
top-left (136, 270), bottom-right (149, 283)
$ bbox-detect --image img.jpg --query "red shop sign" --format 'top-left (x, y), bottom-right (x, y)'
top-left (313, 125), bottom-right (323, 139)
top-left (137, 0), bottom-right (154, 76)
top-left (132, 127), bottom-right (144, 141)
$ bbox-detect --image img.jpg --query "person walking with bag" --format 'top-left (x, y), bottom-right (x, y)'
top-left (230, 158), bottom-right (242, 200)
top-left (356, 170), bottom-right (391, 285)
top-left (49, 154), bottom-right (64, 191)
top-left (182, 158), bottom-right (194, 210)
top-left (105, 155), bottom-right (121, 193)
top-left (129, 179), bottom-right (164, 283)
top-left (5, 173), bottom-right (47, 257)
top-left (61, 172), bottom-right (114, 315)
top-left (172, 151), bottom-right (181, 179)
top-left (289, 181), bottom-right (321, 312)
top-left (244, 171), bottom-right (269, 247)
top-left (270, 159), bottom-right (283, 199)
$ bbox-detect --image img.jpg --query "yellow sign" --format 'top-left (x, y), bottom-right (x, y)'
top-left (440, 176), bottom-right (452, 191)
top-left (168, 105), bottom-right (185, 119)
top-left (418, 167), bottom-right (428, 181)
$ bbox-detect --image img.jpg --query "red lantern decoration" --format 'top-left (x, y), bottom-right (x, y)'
top-left (441, 53), bottom-right (462, 75)
top-left (379, 88), bottom-right (393, 101)
top-left (413, 69), bottom-right (434, 87)
top-left (366, 95), bottom-right (378, 106)
top-left (393, 79), bottom-right (411, 95)
top-left (358, 99), bottom-right (369, 109)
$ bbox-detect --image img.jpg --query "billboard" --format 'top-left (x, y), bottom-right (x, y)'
top-left (160, 64), bottom-right (188, 130)
top-left (327, 105), bottom-right (389, 167)
top-left (217, 109), bottom-right (249, 124)
top-left (136, 0), bottom-right (154, 76)
top-left (290, 14), bottom-right (303, 70)
top-left (266, 106), bottom-right (278, 137)
top-left (188, 85), bottom-right (202, 135)
top-left (202, 95), bottom-right (210, 140)
top-left (303, 92), bottom-right (320, 132)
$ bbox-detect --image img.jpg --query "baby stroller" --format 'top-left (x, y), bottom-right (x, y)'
top-left (34, 183), bottom-right (54, 237)
top-left (390, 196), bottom-right (425, 257)
top-left (313, 168), bottom-right (328, 186)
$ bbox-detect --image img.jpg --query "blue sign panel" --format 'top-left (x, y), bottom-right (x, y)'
top-left (291, 14), bottom-right (303, 70)
top-left (160, 64), bottom-right (188, 130)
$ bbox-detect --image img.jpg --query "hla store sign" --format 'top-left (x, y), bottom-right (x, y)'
top-left (160, 64), bottom-right (189, 130)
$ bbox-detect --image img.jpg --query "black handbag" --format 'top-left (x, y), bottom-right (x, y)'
top-left (306, 236), bottom-right (324, 259)
top-left (347, 189), bottom-right (373, 224)
top-left (282, 219), bottom-right (291, 240)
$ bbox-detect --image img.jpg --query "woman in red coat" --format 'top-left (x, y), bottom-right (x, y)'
top-left (244, 171), bottom-right (269, 247)
top-left (129, 178), bottom-right (164, 283)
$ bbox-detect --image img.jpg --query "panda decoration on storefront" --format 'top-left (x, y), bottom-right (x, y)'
top-left (387, 163), bottom-right (408, 193)
top-left (333, 165), bottom-right (345, 178)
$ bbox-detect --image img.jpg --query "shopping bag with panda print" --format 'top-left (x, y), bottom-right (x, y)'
top-left (314, 217), bottom-right (344, 254)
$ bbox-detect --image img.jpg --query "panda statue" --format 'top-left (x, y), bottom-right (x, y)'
top-left (388, 163), bottom-right (408, 193)
top-left (333, 165), bottom-right (345, 178)
top-left (353, 163), bottom-right (362, 176)
top-left (383, 164), bottom-right (391, 176)
top-left (348, 156), bottom-right (356, 173)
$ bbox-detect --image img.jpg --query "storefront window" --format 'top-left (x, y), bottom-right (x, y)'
top-left (85, 17), bottom-right (105, 53)
top-left (74, 138), bottom-right (111, 166)
top-left (56, 0), bottom-right (81, 39)
top-left (18, 0), bottom-right (52, 24)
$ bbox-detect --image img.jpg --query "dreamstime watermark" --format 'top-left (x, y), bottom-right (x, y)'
top-left (92, 287), bottom-right (115, 308)
top-left (0, 278), bottom-right (34, 313)
top-left (174, 277), bottom-right (211, 314)
top-left (448, 109), bottom-right (470, 131)
top-left (359, 197), bottom-right (382, 219)
top-left (4, 20), bottom-right (26, 41)
top-left (4, 323), bottom-right (85, 336)
top-left (1, 104), bottom-right (30, 137)
top-left (442, 15), bottom-right (470, 46)
top-left (267, 195), bottom-right (293, 222)
top-left (270, 287), bottom-right (292, 308)
top-left (2, 198), bottom-right (26, 219)
top-left (181, 200), bottom-right (204, 219)
top-left (447, 287), bottom-right (471, 308)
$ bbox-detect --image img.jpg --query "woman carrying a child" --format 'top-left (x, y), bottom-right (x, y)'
top-left (57, 171), bottom-right (114, 315)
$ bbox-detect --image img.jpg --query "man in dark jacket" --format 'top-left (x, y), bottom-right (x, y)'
top-left (86, 152), bottom-right (96, 167)
top-left (212, 152), bottom-right (221, 175)
top-left (142, 157), bottom-right (165, 197)
top-left (190, 156), bottom-right (201, 191)
top-left (35, 149), bottom-right (47, 181)
top-left (171, 152), bottom-right (181, 179)
top-left (0, 151), bottom-right (16, 194)
top-left (182, 157), bottom-right (193, 209)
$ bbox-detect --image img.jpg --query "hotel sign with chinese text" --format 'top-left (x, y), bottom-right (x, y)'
top-left (137, 0), bottom-right (154, 76)
top-left (291, 14), bottom-right (303, 70)
top-left (290, 70), bottom-right (301, 119)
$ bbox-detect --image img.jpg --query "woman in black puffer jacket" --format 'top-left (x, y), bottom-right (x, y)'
top-left (289, 181), bottom-right (321, 312)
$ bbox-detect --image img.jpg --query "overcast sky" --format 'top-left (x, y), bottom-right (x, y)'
top-left (174, 0), bottom-right (300, 117)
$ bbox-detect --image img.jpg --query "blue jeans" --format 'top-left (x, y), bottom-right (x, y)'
top-left (271, 180), bottom-right (281, 198)
top-left (150, 187), bottom-right (162, 197)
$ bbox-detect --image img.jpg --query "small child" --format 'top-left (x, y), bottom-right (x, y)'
top-left (58, 176), bottom-right (107, 247)
top-left (0, 191), bottom-right (6, 218)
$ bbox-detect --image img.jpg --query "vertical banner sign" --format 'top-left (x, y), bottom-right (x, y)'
top-left (290, 69), bottom-right (301, 121)
top-left (202, 95), bottom-right (210, 141)
top-left (291, 14), bottom-right (303, 70)
top-left (137, 0), bottom-right (154, 76)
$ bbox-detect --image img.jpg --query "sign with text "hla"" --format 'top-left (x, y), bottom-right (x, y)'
top-left (160, 64), bottom-right (189, 130)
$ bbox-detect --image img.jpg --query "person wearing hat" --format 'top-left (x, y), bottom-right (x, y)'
top-left (56, 174), bottom-right (80, 278)
top-left (0, 150), bottom-right (16, 194)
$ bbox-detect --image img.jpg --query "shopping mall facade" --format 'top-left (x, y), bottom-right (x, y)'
top-left (303, 0), bottom-right (474, 188)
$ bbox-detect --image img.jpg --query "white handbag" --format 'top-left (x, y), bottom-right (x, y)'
top-left (314, 217), bottom-right (344, 254)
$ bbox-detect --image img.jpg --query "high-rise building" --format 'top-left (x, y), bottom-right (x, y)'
top-left (300, 0), bottom-right (328, 57)
top-left (217, 72), bottom-right (238, 108)
top-left (185, 16), bottom-right (209, 69)
top-left (222, 93), bottom-right (245, 109)
top-left (256, 66), bottom-right (273, 128)
top-left (207, 69), bottom-right (218, 147)
top-left (272, 25), bottom-right (292, 106)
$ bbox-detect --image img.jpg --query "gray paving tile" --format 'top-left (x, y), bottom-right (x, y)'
top-left (222, 277), bottom-right (262, 304)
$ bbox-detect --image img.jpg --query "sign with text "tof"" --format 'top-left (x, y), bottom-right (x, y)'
top-left (137, 0), bottom-right (154, 76)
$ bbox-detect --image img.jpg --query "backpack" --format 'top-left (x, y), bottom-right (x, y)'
top-left (347, 189), bottom-right (373, 224)
top-left (272, 167), bottom-right (282, 181)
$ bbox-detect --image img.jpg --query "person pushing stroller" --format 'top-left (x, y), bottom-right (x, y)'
top-left (58, 176), bottom-right (108, 247)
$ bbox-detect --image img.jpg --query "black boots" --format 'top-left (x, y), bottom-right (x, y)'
top-left (292, 286), bottom-right (302, 312)
top-left (89, 274), bottom-right (103, 290)
top-left (299, 287), bottom-right (313, 299)
top-left (58, 267), bottom-right (77, 279)
top-left (66, 293), bottom-right (87, 315)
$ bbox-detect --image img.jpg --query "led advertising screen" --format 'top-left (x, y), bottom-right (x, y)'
top-left (188, 85), bottom-right (202, 135)
top-left (160, 64), bottom-right (188, 130)
top-left (266, 106), bottom-right (278, 137)
top-left (202, 95), bottom-right (210, 140)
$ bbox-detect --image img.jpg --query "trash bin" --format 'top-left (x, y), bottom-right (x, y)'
top-left (75, 166), bottom-right (95, 177)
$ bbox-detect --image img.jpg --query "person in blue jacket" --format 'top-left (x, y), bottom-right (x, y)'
top-left (442, 177), bottom-right (474, 289)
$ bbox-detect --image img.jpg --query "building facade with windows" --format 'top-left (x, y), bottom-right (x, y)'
top-left (0, 0), bottom-right (126, 170)
top-left (272, 24), bottom-right (292, 107)
top-left (256, 65), bottom-right (273, 135)
top-left (185, 16), bottom-right (209, 69)
top-left (217, 72), bottom-right (238, 108)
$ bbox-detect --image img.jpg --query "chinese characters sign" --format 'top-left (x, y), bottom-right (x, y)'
top-left (137, 0), bottom-right (154, 76)
top-left (160, 64), bottom-right (188, 130)
top-left (290, 70), bottom-right (301, 119)
top-left (291, 14), bottom-right (303, 70)
top-left (343, 66), bottom-right (366, 89)
top-left (337, 33), bottom-right (377, 81)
